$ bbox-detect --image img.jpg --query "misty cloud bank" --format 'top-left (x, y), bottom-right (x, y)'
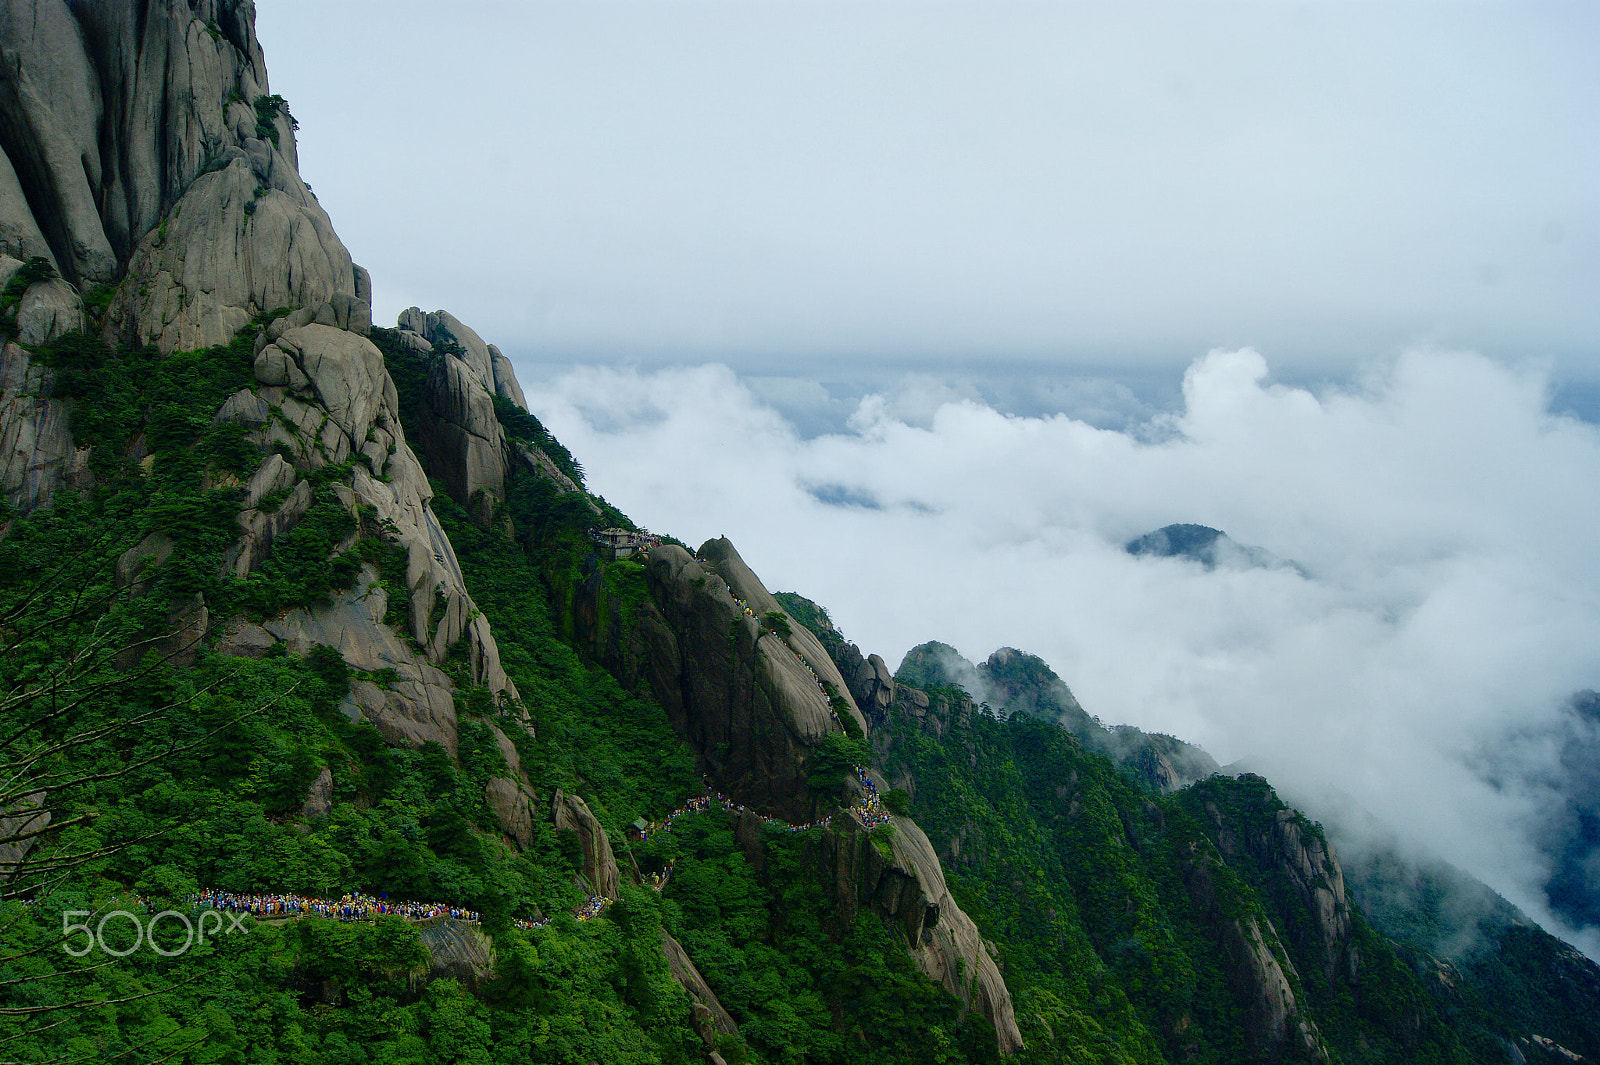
top-left (522, 347), bottom-right (1600, 956)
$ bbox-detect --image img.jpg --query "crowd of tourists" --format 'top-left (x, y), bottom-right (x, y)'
top-left (96, 773), bottom-right (890, 940)
top-left (855, 769), bottom-right (892, 829)
top-left (185, 888), bottom-right (608, 931)
top-left (636, 769), bottom-right (894, 844)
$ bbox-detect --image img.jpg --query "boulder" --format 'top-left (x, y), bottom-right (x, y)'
top-left (485, 776), bottom-right (536, 849)
top-left (115, 531), bottom-right (176, 596)
top-left (489, 344), bottom-right (527, 407)
top-left (552, 790), bottom-right (621, 901)
top-left (416, 919), bottom-right (494, 992)
top-left (301, 766), bottom-right (333, 818)
top-left (821, 812), bottom-right (1023, 1054)
top-left (215, 569), bottom-right (464, 755)
top-left (661, 931), bottom-right (741, 1047)
top-left (14, 278), bottom-right (82, 346)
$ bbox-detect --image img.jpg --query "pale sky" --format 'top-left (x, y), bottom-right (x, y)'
top-left (255, 2), bottom-right (1600, 955)
top-left (259, 1), bottom-right (1599, 417)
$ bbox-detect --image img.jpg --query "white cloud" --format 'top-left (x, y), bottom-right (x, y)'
top-left (525, 346), bottom-right (1600, 951)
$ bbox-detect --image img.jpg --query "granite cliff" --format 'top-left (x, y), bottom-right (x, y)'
top-left (1, 3), bottom-right (1025, 1056)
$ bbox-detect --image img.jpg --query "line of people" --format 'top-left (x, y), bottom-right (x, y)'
top-left (185, 888), bottom-right (608, 932)
top-left (637, 771), bottom-right (894, 845)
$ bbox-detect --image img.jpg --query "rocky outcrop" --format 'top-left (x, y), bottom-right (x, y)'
top-left (301, 766), bottom-right (334, 819)
top-left (661, 930), bottom-right (741, 1049)
top-left (0, 256), bottom-right (87, 513)
top-left (1, 337), bottom-right (83, 515)
top-left (0, 0), bottom-right (358, 350)
top-left (394, 309), bottom-right (508, 514)
top-left (1199, 785), bottom-right (1357, 990)
top-left (0, 791), bottom-right (49, 881)
top-left (485, 776), bottom-right (536, 849)
top-left (1180, 841), bottom-right (1329, 1062)
top-left (552, 789), bottom-right (621, 901)
top-left (109, 145), bottom-right (356, 352)
top-left (417, 919), bottom-right (494, 992)
top-left (617, 541), bottom-right (853, 822)
top-left (819, 796), bottom-right (1023, 1054)
top-left (211, 312), bottom-right (518, 726)
top-left (605, 544), bottom-right (1019, 1051)
top-left (891, 640), bottom-right (1217, 795)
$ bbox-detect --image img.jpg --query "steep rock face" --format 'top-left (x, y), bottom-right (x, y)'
top-left (620, 541), bottom-right (849, 822)
top-left (551, 789), bottom-right (621, 901)
top-left (416, 920), bottom-right (494, 992)
top-left (0, 0), bottom-right (357, 350)
top-left (596, 543), bottom-right (1020, 1051)
top-left (1, 257), bottom-right (87, 512)
top-left (819, 807), bottom-right (1025, 1054)
top-left (393, 308), bottom-right (508, 514)
top-left (661, 931), bottom-right (741, 1049)
top-left (1180, 842), bottom-right (1330, 1061)
top-left (1199, 788), bottom-right (1357, 990)
top-left (112, 146), bottom-right (357, 353)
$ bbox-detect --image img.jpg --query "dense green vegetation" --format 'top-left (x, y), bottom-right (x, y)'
top-left (0, 319), bottom-right (710, 1062)
top-left (4, 300), bottom-right (1594, 1064)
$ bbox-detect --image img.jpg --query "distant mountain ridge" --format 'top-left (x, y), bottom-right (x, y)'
top-left (893, 639), bottom-right (1219, 794)
top-left (1127, 522), bottom-right (1306, 576)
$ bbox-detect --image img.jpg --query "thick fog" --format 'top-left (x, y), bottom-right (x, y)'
top-left (525, 347), bottom-right (1600, 957)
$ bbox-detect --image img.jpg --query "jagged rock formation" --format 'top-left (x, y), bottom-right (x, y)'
top-left (820, 788), bottom-right (1025, 1054)
top-left (586, 538), bottom-right (1023, 1051)
top-left (1178, 838), bottom-right (1330, 1061)
top-left (895, 639), bottom-right (1218, 794)
top-left (614, 539), bottom-right (863, 822)
top-left (0, 0), bottom-right (357, 350)
top-left (210, 306), bottom-right (517, 751)
top-left (661, 930), bottom-right (741, 1050)
top-left (552, 789), bottom-right (621, 901)
top-left (1197, 779), bottom-right (1358, 990)
top-left (393, 308), bottom-right (509, 515)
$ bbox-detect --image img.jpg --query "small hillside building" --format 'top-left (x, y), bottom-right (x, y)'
top-left (593, 528), bottom-right (636, 560)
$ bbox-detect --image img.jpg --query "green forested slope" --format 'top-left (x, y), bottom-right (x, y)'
top-left (3, 312), bottom-right (1596, 1065)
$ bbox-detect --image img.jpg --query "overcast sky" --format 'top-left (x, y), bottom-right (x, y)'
top-left (259, 0), bottom-right (1599, 415)
top-left (256, 2), bottom-right (1600, 954)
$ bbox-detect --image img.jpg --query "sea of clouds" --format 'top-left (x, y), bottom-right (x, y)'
top-left (522, 345), bottom-right (1600, 957)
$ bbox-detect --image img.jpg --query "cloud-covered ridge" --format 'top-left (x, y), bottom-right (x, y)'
top-left (522, 346), bottom-right (1600, 957)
